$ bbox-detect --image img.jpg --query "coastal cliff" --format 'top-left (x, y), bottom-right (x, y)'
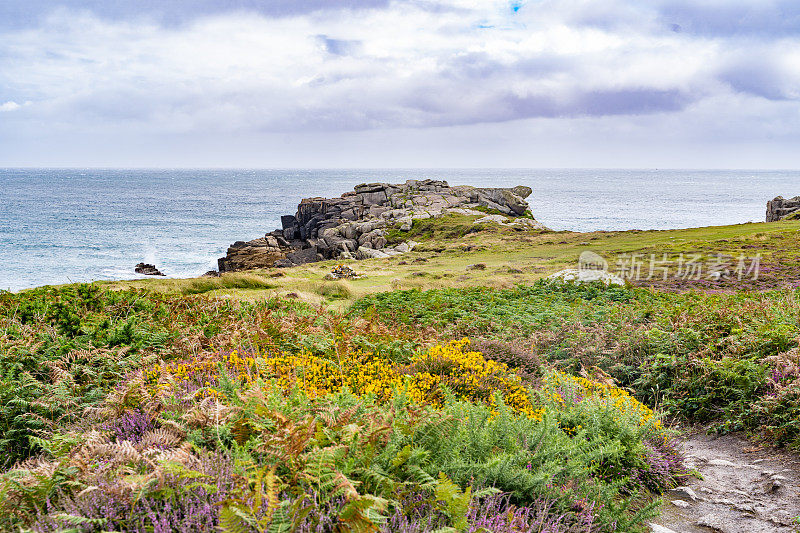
top-left (218, 179), bottom-right (544, 272)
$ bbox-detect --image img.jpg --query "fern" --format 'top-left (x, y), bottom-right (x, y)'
top-left (219, 506), bottom-right (257, 533)
top-left (28, 432), bottom-right (83, 460)
top-left (433, 473), bottom-right (472, 533)
top-left (337, 495), bottom-right (388, 533)
top-left (220, 466), bottom-right (284, 533)
top-left (266, 503), bottom-right (293, 533)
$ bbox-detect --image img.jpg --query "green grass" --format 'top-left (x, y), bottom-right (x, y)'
top-left (315, 280), bottom-right (353, 300)
top-left (385, 213), bottom-right (495, 244)
top-left (89, 219), bottom-right (800, 310)
top-left (180, 272), bottom-right (276, 295)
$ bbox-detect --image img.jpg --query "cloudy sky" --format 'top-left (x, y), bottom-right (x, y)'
top-left (1, 0), bottom-right (799, 168)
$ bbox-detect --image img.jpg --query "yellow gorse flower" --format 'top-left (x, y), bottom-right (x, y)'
top-left (545, 371), bottom-right (666, 438)
top-left (144, 339), bottom-right (541, 419)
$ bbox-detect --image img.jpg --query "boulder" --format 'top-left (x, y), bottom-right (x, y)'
top-left (135, 263), bottom-right (165, 276)
top-left (354, 182), bottom-right (386, 193)
top-left (369, 205), bottom-right (390, 218)
top-left (670, 486), bottom-right (698, 502)
top-left (358, 190), bottom-right (388, 205)
top-left (286, 247), bottom-right (320, 265)
top-left (358, 228), bottom-right (387, 248)
top-left (648, 525), bottom-right (678, 533)
top-left (512, 185), bottom-right (532, 198)
top-left (281, 215), bottom-right (297, 230)
top-left (475, 188), bottom-right (529, 215)
top-left (355, 247), bottom-right (390, 260)
top-left (217, 236), bottom-right (285, 272)
top-left (339, 239), bottom-right (358, 252)
top-left (547, 269), bottom-right (625, 286)
top-left (475, 214), bottom-right (509, 225)
top-left (218, 246), bottom-right (284, 272)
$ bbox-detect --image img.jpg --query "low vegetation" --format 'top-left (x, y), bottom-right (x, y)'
top-left (355, 283), bottom-right (800, 447)
top-left (2, 219), bottom-right (799, 531)
top-left (1, 284), bottom-right (683, 532)
top-left (180, 273), bottom-right (276, 295)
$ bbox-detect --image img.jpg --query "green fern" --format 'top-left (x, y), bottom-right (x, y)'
top-left (220, 466), bottom-right (284, 533)
top-left (219, 506), bottom-right (257, 533)
top-left (337, 494), bottom-right (388, 533)
top-left (433, 473), bottom-right (471, 533)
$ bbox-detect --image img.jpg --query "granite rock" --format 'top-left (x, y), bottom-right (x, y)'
top-left (135, 263), bottom-right (165, 276)
top-left (766, 195), bottom-right (800, 222)
top-left (218, 179), bottom-right (543, 271)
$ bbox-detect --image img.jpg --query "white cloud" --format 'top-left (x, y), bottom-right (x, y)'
top-left (0, 1), bottom-right (799, 166)
top-left (0, 2), bottom-right (756, 130)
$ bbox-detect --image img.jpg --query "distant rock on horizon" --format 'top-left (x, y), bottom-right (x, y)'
top-left (217, 179), bottom-right (544, 272)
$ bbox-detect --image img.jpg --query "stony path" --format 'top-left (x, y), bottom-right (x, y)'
top-left (650, 432), bottom-right (800, 533)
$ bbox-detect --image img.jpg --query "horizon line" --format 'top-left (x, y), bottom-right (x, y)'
top-left (2, 166), bottom-right (799, 172)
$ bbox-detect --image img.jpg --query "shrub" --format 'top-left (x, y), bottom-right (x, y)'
top-left (1, 282), bottom-right (689, 532)
top-left (182, 273), bottom-right (274, 295)
top-left (0, 286), bottom-right (319, 464)
top-left (353, 282), bottom-right (800, 446)
top-left (470, 338), bottom-right (542, 384)
top-left (316, 280), bottom-right (353, 300)
top-left (144, 340), bottom-right (540, 419)
top-left (3, 345), bottom-right (682, 532)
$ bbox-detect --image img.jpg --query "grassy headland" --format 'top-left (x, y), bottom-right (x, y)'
top-left (2, 214), bottom-right (799, 532)
top-left (99, 215), bottom-right (800, 302)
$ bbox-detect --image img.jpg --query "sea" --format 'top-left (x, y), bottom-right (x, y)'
top-left (0, 168), bottom-right (797, 292)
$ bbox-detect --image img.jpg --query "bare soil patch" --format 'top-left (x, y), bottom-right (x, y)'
top-left (652, 432), bottom-right (800, 532)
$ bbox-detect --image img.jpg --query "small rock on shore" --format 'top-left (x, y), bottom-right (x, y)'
top-left (135, 263), bottom-right (165, 276)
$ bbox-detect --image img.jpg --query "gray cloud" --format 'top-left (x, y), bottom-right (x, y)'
top-left (529, 1), bottom-right (800, 38)
top-left (407, 89), bottom-right (693, 127)
top-left (656, 1), bottom-right (800, 38)
top-left (576, 89), bottom-right (691, 116)
top-left (719, 59), bottom-right (789, 101)
top-left (316, 35), bottom-right (363, 56)
top-left (0, 0), bottom-right (392, 29)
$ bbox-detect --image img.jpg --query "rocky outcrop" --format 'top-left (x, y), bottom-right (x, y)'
top-left (135, 263), bottom-right (165, 276)
top-left (766, 196), bottom-right (800, 222)
top-left (217, 237), bottom-right (291, 272)
top-left (218, 179), bottom-right (542, 272)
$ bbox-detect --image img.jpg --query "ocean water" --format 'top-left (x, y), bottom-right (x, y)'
top-left (0, 168), bottom-right (798, 291)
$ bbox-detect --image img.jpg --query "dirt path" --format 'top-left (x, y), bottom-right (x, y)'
top-left (650, 432), bottom-right (800, 533)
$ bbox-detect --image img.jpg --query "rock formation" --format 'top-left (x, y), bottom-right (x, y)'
top-left (135, 263), bottom-right (165, 276)
top-left (217, 179), bottom-right (543, 272)
top-left (766, 196), bottom-right (800, 222)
